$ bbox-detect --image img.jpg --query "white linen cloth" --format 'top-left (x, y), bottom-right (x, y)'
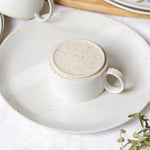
top-left (0, 4), bottom-right (150, 150)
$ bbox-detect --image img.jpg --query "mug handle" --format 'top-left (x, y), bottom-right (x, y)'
top-left (104, 68), bottom-right (125, 93)
top-left (34, 0), bottom-right (54, 22)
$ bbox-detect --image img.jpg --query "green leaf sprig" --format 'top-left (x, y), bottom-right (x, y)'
top-left (136, 0), bottom-right (150, 2)
top-left (117, 112), bottom-right (150, 150)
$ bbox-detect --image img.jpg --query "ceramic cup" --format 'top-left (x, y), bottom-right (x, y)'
top-left (49, 40), bottom-right (125, 102)
top-left (0, 0), bottom-right (54, 21)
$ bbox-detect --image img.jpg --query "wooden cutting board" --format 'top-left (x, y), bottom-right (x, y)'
top-left (54, 0), bottom-right (150, 18)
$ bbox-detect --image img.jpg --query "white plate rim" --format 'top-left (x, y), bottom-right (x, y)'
top-left (113, 0), bottom-right (150, 11)
top-left (105, 0), bottom-right (150, 15)
top-left (0, 91), bottom-right (149, 134)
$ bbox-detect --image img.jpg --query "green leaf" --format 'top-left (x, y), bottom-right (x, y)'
top-left (117, 137), bottom-right (124, 143)
top-left (121, 129), bottom-right (126, 134)
top-left (144, 132), bottom-right (150, 137)
top-left (133, 132), bottom-right (141, 138)
top-left (139, 112), bottom-right (144, 128)
top-left (142, 140), bottom-right (150, 147)
top-left (118, 113), bottom-right (150, 150)
top-left (136, 0), bottom-right (145, 2)
top-left (138, 128), bottom-right (149, 134)
top-left (128, 143), bottom-right (138, 150)
top-left (136, 146), bottom-right (143, 150)
top-left (128, 113), bottom-right (139, 118)
top-left (137, 0), bottom-right (150, 2)
top-left (123, 143), bottom-right (129, 148)
top-left (128, 139), bottom-right (138, 144)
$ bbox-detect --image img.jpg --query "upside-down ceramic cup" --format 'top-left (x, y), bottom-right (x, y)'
top-left (0, 0), bottom-right (54, 21)
top-left (49, 40), bottom-right (125, 102)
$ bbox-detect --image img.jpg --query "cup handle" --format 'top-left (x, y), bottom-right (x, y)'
top-left (104, 68), bottom-right (125, 94)
top-left (34, 0), bottom-right (54, 22)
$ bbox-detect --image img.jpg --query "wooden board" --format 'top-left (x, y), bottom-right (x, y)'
top-left (54, 0), bottom-right (150, 18)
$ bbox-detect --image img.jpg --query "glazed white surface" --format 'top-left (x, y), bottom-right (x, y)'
top-left (0, 4), bottom-right (150, 150)
top-left (113, 0), bottom-right (150, 10)
top-left (105, 0), bottom-right (150, 15)
top-left (0, 10), bottom-right (150, 132)
top-left (0, 0), bottom-right (44, 19)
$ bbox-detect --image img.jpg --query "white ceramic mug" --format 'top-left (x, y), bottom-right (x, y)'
top-left (49, 40), bottom-right (125, 102)
top-left (0, 0), bottom-right (54, 21)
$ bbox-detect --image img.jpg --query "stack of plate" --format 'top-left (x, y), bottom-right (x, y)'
top-left (0, 13), bottom-right (4, 41)
top-left (104, 0), bottom-right (150, 15)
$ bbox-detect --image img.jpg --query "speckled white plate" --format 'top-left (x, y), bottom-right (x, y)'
top-left (0, 11), bottom-right (150, 134)
top-left (113, 0), bottom-right (150, 11)
top-left (105, 0), bottom-right (150, 15)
